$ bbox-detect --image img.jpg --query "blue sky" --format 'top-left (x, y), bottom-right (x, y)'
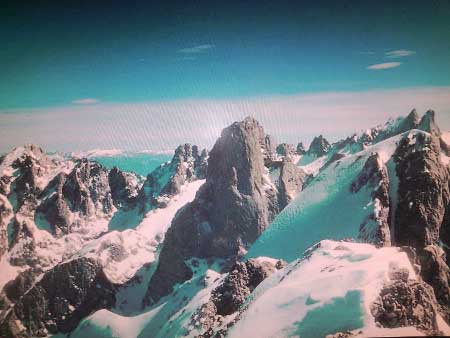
top-left (1, 1), bottom-right (450, 152)
top-left (1, 0), bottom-right (450, 108)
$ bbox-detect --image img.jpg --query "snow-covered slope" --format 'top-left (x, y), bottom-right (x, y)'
top-left (231, 240), bottom-right (442, 337)
top-left (247, 130), bottom-right (412, 261)
top-left (2, 113), bottom-right (450, 338)
top-left (64, 240), bottom-right (450, 338)
top-left (66, 259), bottom-right (224, 338)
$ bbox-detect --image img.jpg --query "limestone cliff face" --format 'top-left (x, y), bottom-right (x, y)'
top-left (0, 195), bottom-right (13, 260)
top-left (276, 143), bottom-right (295, 157)
top-left (144, 117), bottom-right (279, 305)
top-left (391, 120), bottom-right (450, 322)
top-left (138, 143), bottom-right (207, 210)
top-left (351, 153), bottom-right (391, 246)
top-left (307, 135), bottom-right (331, 157)
top-left (37, 159), bottom-right (115, 236)
top-left (277, 158), bottom-right (306, 210)
top-left (393, 133), bottom-right (450, 249)
top-left (108, 166), bottom-right (140, 208)
top-left (0, 257), bottom-right (115, 337)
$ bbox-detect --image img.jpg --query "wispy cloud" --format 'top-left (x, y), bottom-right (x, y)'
top-left (359, 51), bottom-right (375, 55)
top-left (2, 87), bottom-right (450, 153)
top-left (385, 49), bottom-right (416, 58)
top-left (180, 56), bottom-right (197, 61)
top-left (367, 62), bottom-right (402, 70)
top-left (72, 98), bottom-right (99, 105)
top-left (177, 44), bottom-right (215, 54)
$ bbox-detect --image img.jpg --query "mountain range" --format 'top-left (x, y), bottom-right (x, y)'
top-left (1, 110), bottom-right (450, 337)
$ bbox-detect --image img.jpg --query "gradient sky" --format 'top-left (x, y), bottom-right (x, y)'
top-left (1, 1), bottom-right (450, 152)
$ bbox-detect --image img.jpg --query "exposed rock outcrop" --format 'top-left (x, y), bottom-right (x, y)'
top-left (188, 258), bottom-right (286, 337)
top-left (276, 143), bottom-right (295, 157)
top-left (393, 132), bottom-right (450, 249)
top-left (108, 167), bottom-right (140, 208)
top-left (37, 159), bottom-right (114, 236)
top-left (296, 142), bottom-right (306, 155)
top-left (371, 279), bottom-right (440, 335)
top-left (307, 135), bottom-right (330, 157)
top-left (263, 135), bottom-right (277, 164)
top-left (397, 109), bottom-right (421, 134)
top-left (277, 158), bottom-right (306, 210)
top-left (351, 153), bottom-right (391, 246)
top-left (417, 245), bottom-right (450, 322)
top-left (418, 110), bottom-right (441, 137)
top-left (391, 126), bottom-right (450, 325)
top-left (2, 145), bottom-right (53, 199)
top-left (139, 143), bottom-right (208, 210)
top-left (0, 195), bottom-right (13, 259)
top-left (211, 258), bottom-right (284, 316)
top-left (144, 117), bottom-right (279, 305)
top-left (0, 257), bottom-right (116, 337)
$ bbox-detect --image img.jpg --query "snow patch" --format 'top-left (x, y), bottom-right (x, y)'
top-left (230, 240), bottom-right (419, 338)
top-left (136, 179), bottom-right (205, 243)
top-left (247, 131), bottom-right (418, 262)
top-left (298, 155), bottom-right (327, 176)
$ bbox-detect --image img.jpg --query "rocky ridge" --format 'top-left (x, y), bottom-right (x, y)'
top-left (144, 117), bottom-right (289, 305)
top-left (0, 110), bottom-right (449, 337)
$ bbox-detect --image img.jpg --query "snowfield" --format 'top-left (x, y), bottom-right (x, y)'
top-left (63, 240), bottom-right (450, 338)
top-left (247, 130), bottom-right (423, 262)
top-left (230, 240), bottom-right (425, 338)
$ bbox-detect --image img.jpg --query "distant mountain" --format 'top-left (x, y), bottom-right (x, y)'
top-left (0, 111), bottom-right (450, 337)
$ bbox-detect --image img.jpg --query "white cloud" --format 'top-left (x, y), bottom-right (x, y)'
top-left (367, 62), bottom-right (402, 70)
top-left (72, 98), bottom-right (99, 105)
top-left (177, 44), bottom-right (215, 54)
top-left (2, 87), bottom-right (450, 153)
top-left (180, 56), bottom-right (197, 61)
top-left (385, 49), bottom-right (416, 58)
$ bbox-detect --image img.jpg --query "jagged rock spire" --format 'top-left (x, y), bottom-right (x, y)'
top-left (144, 117), bottom-right (279, 305)
top-left (307, 135), bottom-right (330, 157)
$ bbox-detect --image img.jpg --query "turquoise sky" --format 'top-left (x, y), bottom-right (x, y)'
top-left (1, 1), bottom-right (450, 153)
top-left (1, 1), bottom-right (450, 109)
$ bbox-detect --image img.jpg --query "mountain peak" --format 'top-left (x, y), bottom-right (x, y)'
top-left (144, 117), bottom-right (279, 305)
top-left (307, 135), bottom-right (331, 157)
top-left (419, 109), bottom-right (441, 136)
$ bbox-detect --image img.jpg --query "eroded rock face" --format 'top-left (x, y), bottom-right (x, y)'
top-left (277, 158), bottom-right (306, 210)
top-left (0, 195), bottom-right (13, 259)
top-left (263, 135), bottom-right (277, 162)
top-left (387, 112), bottom-right (450, 326)
top-left (371, 279), bottom-right (439, 335)
top-left (3, 269), bottom-right (39, 305)
top-left (351, 153), bottom-right (391, 246)
top-left (139, 143), bottom-right (208, 211)
top-left (108, 167), bottom-right (140, 207)
top-left (418, 110), bottom-right (441, 137)
top-left (144, 117), bottom-right (279, 305)
top-left (163, 144), bottom-right (207, 196)
top-left (393, 132), bottom-right (450, 249)
top-left (211, 258), bottom-right (282, 316)
top-left (418, 245), bottom-right (450, 322)
top-left (307, 135), bottom-right (330, 157)
top-left (276, 143), bottom-right (295, 157)
top-left (397, 109), bottom-right (421, 134)
top-left (37, 159), bottom-right (114, 236)
top-left (296, 142), bottom-right (306, 155)
top-left (6, 146), bottom-right (52, 199)
top-left (325, 331), bottom-right (360, 338)
top-left (189, 258), bottom-right (286, 337)
top-left (0, 257), bottom-right (116, 337)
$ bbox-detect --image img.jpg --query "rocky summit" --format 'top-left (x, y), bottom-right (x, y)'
top-left (0, 112), bottom-right (450, 337)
